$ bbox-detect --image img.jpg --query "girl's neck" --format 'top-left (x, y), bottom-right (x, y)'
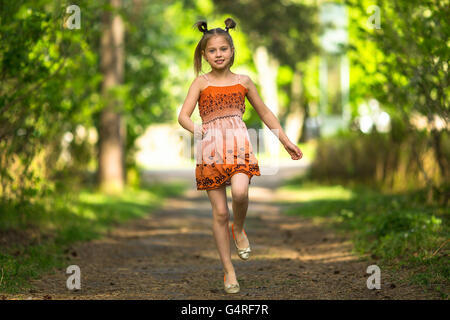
top-left (208, 68), bottom-right (234, 80)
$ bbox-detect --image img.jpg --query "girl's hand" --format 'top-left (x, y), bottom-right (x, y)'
top-left (283, 141), bottom-right (303, 160)
top-left (194, 123), bottom-right (205, 139)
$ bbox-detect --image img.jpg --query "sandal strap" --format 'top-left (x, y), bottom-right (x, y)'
top-left (237, 247), bottom-right (251, 254)
top-left (224, 274), bottom-right (240, 289)
top-left (232, 223), bottom-right (250, 250)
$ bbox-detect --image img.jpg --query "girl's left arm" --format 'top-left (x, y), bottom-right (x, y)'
top-left (243, 75), bottom-right (303, 160)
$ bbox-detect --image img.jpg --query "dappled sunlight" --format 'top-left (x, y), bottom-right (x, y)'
top-left (248, 245), bottom-right (302, 261)
top-left (216, 242), bottom-right (359, 264)
top-left (162, 198), bottom-right (213, 211)
top-left (73, 208), bottom-right (98, 220)
top-left (2, 0), bottom-right (447, 300)
top-left (109, 227), bottom-right (199, 239)
top-left (183, 189), bottom-right (209, 200)
top-left (303, 253), bottom-right (357, 264)
top-left (278, 222), bottom-right (304, 231)
top-left (247, 182), bottom-right (356, 204)
top-left (275, 185), bottom-right (355, 203)
top-left (298, 241), bottom-right (359, 264)
top-left (248, 187), bottom-right (277, 202)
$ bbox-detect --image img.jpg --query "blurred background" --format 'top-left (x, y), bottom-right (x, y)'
top-left (0, 0), bottom-right (448, 296)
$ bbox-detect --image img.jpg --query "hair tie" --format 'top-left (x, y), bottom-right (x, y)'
top-left (224, 27), bottom-right (229, 32)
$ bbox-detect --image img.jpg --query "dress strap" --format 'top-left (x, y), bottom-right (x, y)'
top-left (237, 74), bottom-right (240, 85)
top-left (203, 74), bottom-right (210, 85)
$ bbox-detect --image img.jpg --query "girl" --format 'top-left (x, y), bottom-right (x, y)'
top-left (178, 18), bottom-right (302, 294)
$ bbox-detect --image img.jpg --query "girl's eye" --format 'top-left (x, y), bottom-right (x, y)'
top-left (209, 48), bottom-right (227, 53)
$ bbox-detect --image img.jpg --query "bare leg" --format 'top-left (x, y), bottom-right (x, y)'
top-left (206, 185), bottom-right (238, 286)
top-left (230, 173), bottom-right (250, 249)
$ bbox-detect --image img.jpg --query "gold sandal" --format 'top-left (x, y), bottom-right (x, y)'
top-left (232, 223), bottom-right (251, 260)
top-left (224, 273), bottom-right (240, 294)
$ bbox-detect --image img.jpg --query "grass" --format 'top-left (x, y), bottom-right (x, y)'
top-left (0, 180), bottom-right (188, 294)
top-left (279, 175), bottom-right (450, 299)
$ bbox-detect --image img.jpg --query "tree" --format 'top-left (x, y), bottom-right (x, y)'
top-left (212, 0), bottom-right (319, 146)
top-left (98, 0), bottom-right (126, 194)
top-left (346, 0), bottom-right (449, 201)
top-left (0, 0), bottom-right (102, 203)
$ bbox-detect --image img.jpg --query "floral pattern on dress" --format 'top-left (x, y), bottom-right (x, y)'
top-left (195, 82), bottom-right (261, 190)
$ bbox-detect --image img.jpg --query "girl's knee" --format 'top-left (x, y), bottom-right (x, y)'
top-left (232, 188), bottom-right (248, 204)
top-left (213, 207), bottom-right (230, 223)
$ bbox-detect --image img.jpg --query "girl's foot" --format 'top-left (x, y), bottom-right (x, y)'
top-left (232, 225), bottom-right (250, 249)
top-left (232, 223), bottom-right (251, 260)
top-left (224, 270), bottom-right (238, 286)
top-left (223, 271), bottom-right (240, 294)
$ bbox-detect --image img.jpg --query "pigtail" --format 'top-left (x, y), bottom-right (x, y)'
top-left (193, 20), bottom-right (208, 34)
top-left (224, 18), bottom-right (236, 33)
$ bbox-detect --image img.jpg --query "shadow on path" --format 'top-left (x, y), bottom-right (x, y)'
top-left (23, 162), bottom-right (439, 299)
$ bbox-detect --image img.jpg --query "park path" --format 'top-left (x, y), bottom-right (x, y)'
top-left (12, 162), bottom-right (440, 299)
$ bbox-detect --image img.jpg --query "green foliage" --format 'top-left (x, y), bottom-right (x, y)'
top-left (339, 0), bottom-right (450, 200)
top-left (0, 0), bottom-right (193, 206)
top-left (120, 0), bottom-right (187, 171)
top-left (0, 181), bottom-right (188, 293)
top-left (0, 0), bottom-right (103, 202)
top-left (309, 127), bottom-right (450, 198)
top-left (211, 0), bottom-right (319, 69)
top-left (346, 0), bottom-right (449, 119)
top-left (282, 180), bottom-right (449, 297)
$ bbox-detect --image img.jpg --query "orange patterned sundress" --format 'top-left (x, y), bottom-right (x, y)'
top-left (195, 73), bottom-right (261, 190)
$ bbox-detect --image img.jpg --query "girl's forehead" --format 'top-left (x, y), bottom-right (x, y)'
top-left (206, 36), bottom-right (229, 48)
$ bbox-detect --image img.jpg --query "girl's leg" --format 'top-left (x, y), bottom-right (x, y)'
top-left (206, 185), bottom-right (238, 285)
top-left (230, 173), bottom-right (250, 249)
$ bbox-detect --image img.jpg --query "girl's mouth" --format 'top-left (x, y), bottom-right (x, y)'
top-left (215, 60), bottom-right (224, 64)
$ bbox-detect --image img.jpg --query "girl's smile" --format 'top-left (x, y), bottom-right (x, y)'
top-left (203, 36), bottom-right (234, 68)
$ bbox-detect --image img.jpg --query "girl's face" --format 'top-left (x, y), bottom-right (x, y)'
top-left (202, 35), bottom-right (234, 70)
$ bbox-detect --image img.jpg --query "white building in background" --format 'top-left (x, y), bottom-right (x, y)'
top-left (313, 2), bottom-right (351, 137)
top-left (135, 123), bottom-right (192, 169)
top-left (309, 2), bottom-right (391, 137)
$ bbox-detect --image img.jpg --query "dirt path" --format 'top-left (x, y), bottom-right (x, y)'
top-left (10, 163), bottom-right (440, 299)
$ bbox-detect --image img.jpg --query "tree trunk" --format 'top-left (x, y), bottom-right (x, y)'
top-left (98, 0), bottom-right (125, 194)
top-left (431, 129), bottom-right (448, 181)
top-left (284, 69), bottom-right (305, 144)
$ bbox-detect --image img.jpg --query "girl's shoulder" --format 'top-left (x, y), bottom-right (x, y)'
top-left (194, 74), bottom-right (210, 93)
top-left (189, 74), bottom-right (209, 94)
top-left (193, 74), bottom-right (208, 84)
top-left (238, 74), bottom-right (251, 86)
top-left (237, 74), bottom-right (255, 93)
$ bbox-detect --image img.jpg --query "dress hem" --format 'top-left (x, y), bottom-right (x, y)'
top-left (196, 170), bottom-right (261, 191)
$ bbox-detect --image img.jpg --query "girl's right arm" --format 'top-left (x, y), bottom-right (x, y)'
top-left (178, 77), bottom-right (203, 136)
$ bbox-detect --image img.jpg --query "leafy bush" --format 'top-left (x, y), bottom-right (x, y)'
top-left (310, 127), bottom-right (449, 199)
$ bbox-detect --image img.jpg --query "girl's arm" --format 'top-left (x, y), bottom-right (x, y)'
top-left (178, 77), bottom-right (203, 137)
top-left (243, 75), bottom-right (303, 160)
